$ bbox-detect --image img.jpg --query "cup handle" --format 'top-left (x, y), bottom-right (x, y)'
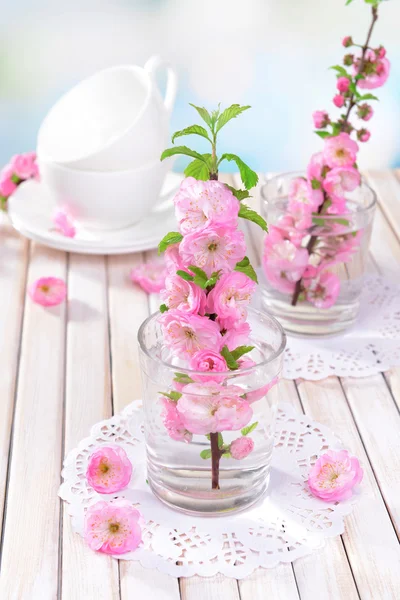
top-left (144, 55), bottom-right (178, 116)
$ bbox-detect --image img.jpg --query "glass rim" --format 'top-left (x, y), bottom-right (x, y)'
top-left (137, 306), bottom-right (287, 377)
top-left (260, 170), bottom-right (377, 217)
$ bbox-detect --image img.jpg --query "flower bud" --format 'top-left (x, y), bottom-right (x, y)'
top-left (342, 36), bottom-right (353, 48)
top-left (357, 128), bottom-right (371, 143)
top-left (356, 103), bottom-right (373, 121)
top-left (343, 54), bottom-right (354, 66)
top-left (337, 77), bottom-right (350, 93)
top-left (333, 94), bottom-right (345, 108)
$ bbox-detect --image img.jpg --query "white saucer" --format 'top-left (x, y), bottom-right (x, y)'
top-left (7, 172), bottom-right (182, 255)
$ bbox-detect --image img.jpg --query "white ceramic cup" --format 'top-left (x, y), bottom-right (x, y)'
top-left (37, 56), bottom-right (178, 171)
top-left (39, 157), bottom-right (174, 230)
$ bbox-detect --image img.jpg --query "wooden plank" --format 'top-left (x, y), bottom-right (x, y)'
top-left (366, 169), bottom-right (400, 241)
top-left (107, 251), bottom-right (181, 599)
top-left (0, 244), bottom-right (66, 600)
top-left (180, 575), bottom-right (240, 600)
top-left (341, 375), bottom-right (400, 538)
top-left (296, 378), bottom-right (400, 599)
top-left (238, 565), bottom-right (300, 600)
top-left (0, 224), bottom-right (28, 540)
top-left (107, 253), bottom-right (149, 408)
top-left (61, 254), bottom-right (119, 600)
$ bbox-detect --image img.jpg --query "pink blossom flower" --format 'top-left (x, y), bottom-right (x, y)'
top-left (130, 261), bottom-right (167, 294)
top-left (313, 111), bottom-right (329, 129)
top-left (304, 271), bottom-right (340, 309)
top-left (84, 499), bottom-right (142, 555)
top-left (306, 152), bottom-right (325, 182)
top-left (179, 225), bottom-right (246, 277)
top-left (207, 272), bottom-right (256, 329)
top-left (176, 382), bottom-right (252, 434)
top-left (164, 243), bottom-right (185, 274)
top-left (10, 152), bottom-right (38, 179)
top-left (323, 133), bottom-right (358, 168)
top-left (161, 275), bottom-right (206, 315)
top-left (174, 177), bottom-right (240, 234)
top-left (189, 349), bottom-right (228, 382)
top-left (28, 277), bottom-right (67, 306)
top-left (230, 437), bottom-right (254, 460)
top-left (356, 52), bottom-right (390, 89)
top-left (377, 46), bottom-right (386, 59)
top-left (342, 36), bottom-right (353, 48)
top-left (323, 166), bottom-right (360, 200)
top-left (0, 165), bottom-right (17, 197)
top-left (288, 177), bottom-right (323, 211)
top-left (263, 239), bottom-right (309, 294)
top-left (357, 129), bottom-right (371, 143)
top-left (333, 94), bottom-right (345, 108)
top-left (308, 449), bottom-right (363, 502)
top-left (161, 397), bottom-right (193, 442)
top-left (53, 209), bottom-right (76, 238)
top-left (337, 77), bottom-right (350, 93)
top-left (86, 446), bottom-right (132, 493)
top-left (357, 103), bottom-right (373, 121)
top-left (160, 309), bottom-right (222, 358)
top-left (245, 376), bottom-right (278, 404)
top-left (222, 320), bottom-right (251, 351)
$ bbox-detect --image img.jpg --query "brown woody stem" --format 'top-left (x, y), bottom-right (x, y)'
top-left (210, 432), bottom-right (223, 490)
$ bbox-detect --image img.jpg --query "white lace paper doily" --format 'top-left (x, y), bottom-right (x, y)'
top-left (59, 401), bottom-right (359, 579)
top-left (266, 275), bottom-right (400, 380)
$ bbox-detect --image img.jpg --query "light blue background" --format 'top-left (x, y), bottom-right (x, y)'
top-left (0, 0), bottom-right (398, 173)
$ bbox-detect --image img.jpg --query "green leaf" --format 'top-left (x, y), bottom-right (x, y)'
top-left (177, 270), bottom-right (194, 282)
top-left (221, 451), bottom-right (232, 459)
top-left (160, 145), bottom-right (207, 163)
top-left (241, 421), bottom-right (259, 436)
top-left (345, 0), bottom-right (354, 4)
top-left (238, 204), bottom-right (268, 232)
top-left (331, 122), bottom-right (341, 136)
top-left (330, 65), bottom-right (348, 77)
top-left (172, 124), bottom-right (211, 144)
top-left (358, 93), bottom-right (379, 101)
top-left (332, 217), bottom-right (350, 226)
top-left (315, 131), bottom-right (331, 139)
top-left (200, 449), bottom-right (212, 459)
top-left (158, 391), bottom-right (182, 402)
top-left (188, 265), bottom-right (208, 280)
top-left (11, 174), bottom-right (21, 184)
top-left (312, 217), bottom-right (326, 226)
top-left (174, 372), bottom-right (194, 385)
top-left (189, 103), bottom-right (213, 128)
top-left (210, 105), bottom-right (221, 128)
top-left (158, 231), bottom-right (183, 254)
top-left (220, 345), bottom-right (239, 370)
top-left (224, 184), bottom-right (251, 201)
top-left (159, 303), bottom-right (169, 314)
top-left (230, 345), bottom-right (255, 361)
top-left (234, 256), bottom-right (258, 283)
top-left (218, 433), bottom-right (224, 448)
top-left (311, 179), bottom-right (321, 190)
top-left (218, 153), bottom-right (258, 190)
top-left (215, 104), bottom-right (251, 134)
top-left (205, 273), bottom-right (221, 288)
top-left (184, 154), bottom-right (211, 181)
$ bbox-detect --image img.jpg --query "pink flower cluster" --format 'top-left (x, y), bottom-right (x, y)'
top-left (264, 17), bottom-right (389, 310)
top-left (157, 177), bottom-right (277, 456)
top-left (160, 178), bottom-right (252, 359)
top-left (0, 152), bottom-right (39, 209)
top-left (263, 134), bottom-right (363, 308)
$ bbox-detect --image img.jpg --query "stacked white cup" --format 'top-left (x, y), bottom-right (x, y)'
top-left (37, 56), bottom-right (178, 230)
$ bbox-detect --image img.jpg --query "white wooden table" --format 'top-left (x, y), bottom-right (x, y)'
top-left (0, 171), bottom-right (400, 600)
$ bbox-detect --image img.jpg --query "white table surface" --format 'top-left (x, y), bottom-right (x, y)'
top-left (0, 170), bottom-right (399, 599)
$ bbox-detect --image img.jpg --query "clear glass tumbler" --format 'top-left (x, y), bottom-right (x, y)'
top-left (138, 307), bottom-right (286, 516)
top-left (260, 172), bottom-right (376, 336)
